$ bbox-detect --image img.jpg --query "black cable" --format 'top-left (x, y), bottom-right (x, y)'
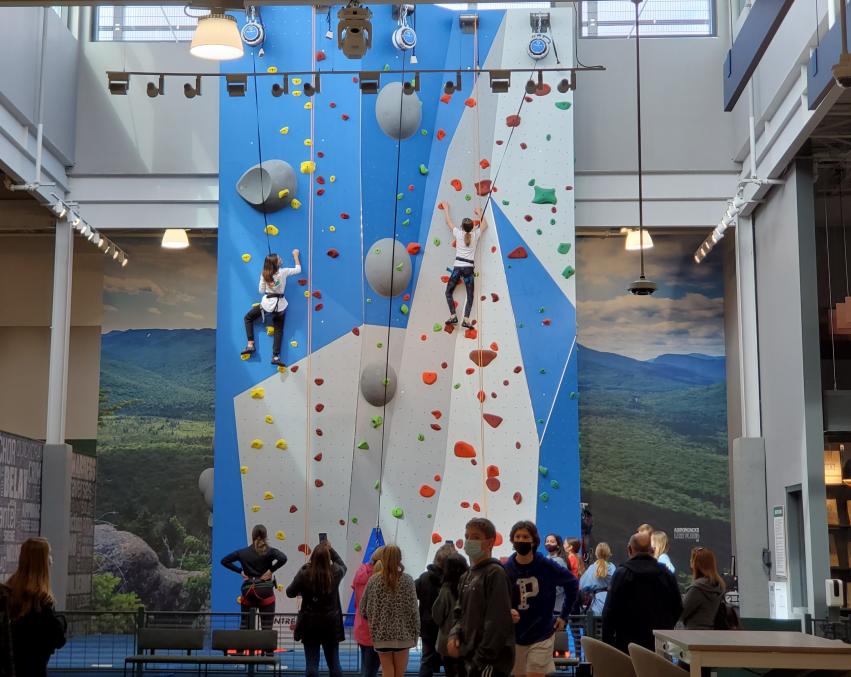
top-left (251, 50), bottom-right (273, 256)
top-left (569, 2), bottom-right (590, 68)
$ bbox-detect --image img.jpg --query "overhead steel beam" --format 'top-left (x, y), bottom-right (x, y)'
top-left (0, 1), bottom-right (570, 6)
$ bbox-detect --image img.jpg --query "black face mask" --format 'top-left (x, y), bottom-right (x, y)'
top-left (513, 541), bottom-right (533, 556)
top-left (544, 544), bottom-right (558, 553)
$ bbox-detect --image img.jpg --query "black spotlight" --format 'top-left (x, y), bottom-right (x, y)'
top-left (107, 71), bottom-right (130, 95)
top-left (338, 0), bottom-right (373, 59)
top-left (271, 76), bottom-right (289, 97)
top-left (444, 71), bottom-right (462, 95)
top-left (303, 75), bottom-right (320, 96)
top-left (525, 70), bottom-right (544, 95)
top-left (489, 70), bottom-right (511, 94)
top-left (226, 73), bottom-right (248, 97)
top-left (359, 71), bottom-right (380, 95)
top-left (402, 73), bottom-right (420, 95)
top-left (147, 74), bottom-right (164, 98)
top-left (184, 75), bottom-right (202, 99)
top-left (557, 77), bottom-right (572, 93)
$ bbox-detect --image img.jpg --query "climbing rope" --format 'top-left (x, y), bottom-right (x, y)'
top-left (251, 51), bottom-right (274, 257)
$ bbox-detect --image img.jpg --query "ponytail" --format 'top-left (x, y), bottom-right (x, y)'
top-left (594, 542), bottom-right (611, 579)
top-left (251, 524), bottom-right (268, 555)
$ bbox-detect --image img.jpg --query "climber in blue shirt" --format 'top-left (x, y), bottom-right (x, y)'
top-left (503, 520), bottom-right (579, 677)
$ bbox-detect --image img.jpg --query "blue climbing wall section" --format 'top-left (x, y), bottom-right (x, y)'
top-left (214, 5), bottom-right (578, 615)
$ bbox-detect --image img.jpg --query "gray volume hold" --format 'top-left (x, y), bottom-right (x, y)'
top-left (364, 238), bottom-right (412, 297)
top-left (236, 159), bottom-right (298, 213)
top-left (375, 81), bottom-right (422, 140)
top-left (360, 363), bottom-right (398, 406)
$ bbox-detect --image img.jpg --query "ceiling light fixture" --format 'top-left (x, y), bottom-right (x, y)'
top-left (190, 10), bottom-right (244, 61)
top-left (184, 75), bottom-right (203, 99)
top-left (147, 74), bottom-right (164, 98)
top-left (338, 0), bottom-right (373, 59)
top-left (623, 228), bottom-right (654, 251)
top-left (489, 70), bottom-right (511, 94)
top-left (107, 71), bottom-right (130, 95)
top-left (162, 228), bottom-right (190, 250)
top-left (359, 71), bottom-right (380, 95)
top-left (226, 73), bottom-right (248, 97)
top-left (444, 71), bottom-right (462, 95)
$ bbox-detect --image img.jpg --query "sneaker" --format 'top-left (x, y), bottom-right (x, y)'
top-left (446, 316), bottom-right (459, 325)
top-left (462, 319), bottom-right (473, 329)
top-left (241, 345), bottom-right (256, 356)
top-left (271, 355), bottom-right (283, 367)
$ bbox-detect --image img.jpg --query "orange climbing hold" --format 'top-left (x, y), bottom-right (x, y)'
top-left (469, 349), bottom-right (498, 367)
top-left (479, 159), bottom-right (490, 169)
top-left (477, 391), bottom-right (486, 403)
top-left (483, 413), bottom-right (503, 429)
top-left (432, 532), bottom-right (442, 544)
top-left (440, 93), bottom-right (451, 104)
top-left (450, 179), bottom-right (462, 192)
top-left (419, 484), bottom-right (436, 498)
top-left (464, 328), bottom-right (477, 340)
top-left (454, 441), bottom-right (476, 458)
top-left (506, 114), bottom-right (521, 128)
top-left (507, 246), bottom-right (528, 259)
top-left (406, 242), bottom-right (421, 255)
top-left (465, 98), bottom-right (477, 107)
top-left (431, 410), bottom-right (442, 419)
top-left (422, 372), bottom-right (437, 385)
top-left (436, 129), bottom-right (446, 140)
top-left (495, 532), bottom-right (504, 547)
top-left (487, 464), bottom-right (500, 478)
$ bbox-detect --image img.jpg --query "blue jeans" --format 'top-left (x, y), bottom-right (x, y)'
top-left (304, 641), bottom-right (343, 677)
top-left (360, 644), bottom-right (381, 677)
top-left (445, 267), bottom-right (475, 319)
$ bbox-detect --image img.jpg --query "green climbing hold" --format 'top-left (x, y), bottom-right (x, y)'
top-left (397, 193), bottom-right (404, 201)
top-left (351, 517), bottom-right (359, 524)
top-left (434, 238), bottom-right (441, 246)
top-left (550, 219), bottom-right (556, 226)
top-left (383, 64), bottom-right (391, 71)
top-left (453, 383), bottom-right (461, 390)
top-left (502, 200), bottom-right (510, 206)
top-left (433, 323), bottom-right (443, 332)
top-left (395, 262), bottom-right (404, 272)
top-left (561, 265), bottom-right (576, 280)
top-left (405, 208), bottom-right (412, 215)
top-left (357, 440), bottom-right (370, 450)
top-left (374, 480), bottom-right (381, 490)
top-left (464, 194), bottom-right (472, 201)
top-left (539, 465), bottom-right (549, 477)
top-left (539, 307), bottom-right (546, 314)
top-left (391, 507), bottom-right (404, 519)
top-left (540, 492), bottom-right (550, 503)
top-left (354, 543), bottom-right (363, 552)
top-left (417, 433), bottom-right (425, 441)
top-left (532, 186), bottom-right (558, 205)
top-left (569, 391), bottom-right (578, 400)
top-left (366, 298), bottom-right (373, 304)
top-left (528, 179), bottom-right (536, 186)
top-left (555, 101), bottom-right (571, 110)
top-left (539, 368), bottom-right (547, 374)
top-left (550, 479), bottom-right (560, 489)
top-left (402, 219), bottom-right (410, 226)
top-left (421, 129), bottom-right (428, 136)
top-left (427, 513), bottom-right (432, 519)
top-left (371, 415), bottom-right (383, 429)
top-left (383, 378), bottom-right (391, 386)
top-left (536, 229), bottom-right (542, 235)
top-left (419, 164), bottom-right (429, 175)
top-left (400, 304), bottom-right (409, 315)
top-left (546, 134), bottom-right (552, 141)
top-left (374, 248), bottom-right (382, 255)
top-left (377, 341), bottom-right (383, 348)
top-left (518, 322), bottom-right (524, 329)
top-left (537, 418), bottom-right (544, 425)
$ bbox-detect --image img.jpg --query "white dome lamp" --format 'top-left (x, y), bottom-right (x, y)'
top-left (162, 228), bottom-right (190, 250)
top-left (191, 10), bottom-right (244, 61)
top-left (624, 228), bottom-right (654, 251)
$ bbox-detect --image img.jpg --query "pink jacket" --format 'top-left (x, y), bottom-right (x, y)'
top-left (352, 563), bottom-right (374, 646)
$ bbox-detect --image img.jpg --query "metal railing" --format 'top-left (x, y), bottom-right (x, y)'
top-left (49, 610), bottom-right (600, 672)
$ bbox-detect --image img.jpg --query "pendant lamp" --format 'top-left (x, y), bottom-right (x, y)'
top-left (624, 228), bottom-right (654, 251)
top-left (162, 228), bottom-right (190, 250)
top-left (191, 10), bottom-right (244, 61)
top-left (627, 0), bottom-right (657, 296)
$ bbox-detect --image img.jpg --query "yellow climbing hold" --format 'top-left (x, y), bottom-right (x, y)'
top-left (304, 290), bottom-right (311, 298)
top-left (292, 77), bottom-right (302, 85)
top-left (291, 198), bottom-right (302, 209)
top-left (265, 224), bottom-right (279, 236)
top-left (276, 584), bottom-right (284, 592)
top-left (300, 161), bottom-right (316, 174)
top-left (293, 90), bottom-right (302, 97)
top-left (240, 465), bottom-right (248, 474)
top-left (276, 439), bottom-right (288, 450)
top-left (250, 439), bottom-right (264, 449)
top-left (267, 66), bottom-right (278, 74)
top-left (250, 387), bottom-right (265, 399)
top-left (329, 226), bottom-right (336, 232)
top-left (304, 139), bottom-right (313, 147)
top-left (304, 101), bottom-right (313, 110)
top-left (240, 353), bottom-right (250, 361)
top-left (265, 415), bottom-right (274, 424)
top-left (276, 530), bottom-right (286, 541)
top-left (329, 175), bottom-right (336, 183)
top-left (266, 326), bottom-right (275, 336)
top-left (290, 340), bottom-right (298, 348)
top-left (242, 253), bottom-right (252, 263)
top-left (280, 126), bottom-right (289, 135)
top-left (251, 505), bottom-right (261, 513)
top-left (263, 491), bottom-right (274, 500)
top-left (278, 188), bottom-right (290, 199)
top-left (277, 365), bottom-right (287, 374)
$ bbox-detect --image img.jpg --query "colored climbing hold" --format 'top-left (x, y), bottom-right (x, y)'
top-left (464, 328), bottom-right (477, 340)
top-left (276, 439), bottom-right (288, 450)
top-left (357, 440), bottom-right (369, 450)
top-left (433, 238), bottom-right (441, 246)
top-left (265, 415), bottom-right (274, 424)
top-left (240, 465), bottom-right (248, 474)
top-left (539, 492), bottom-right (549, 503)
top-left (391, 507), bottom-right (404, 519)
top-left (453, 383), bottom-right (460, 390)
top-left (251, 505), bottom-right (261, 513)
top-left (314, 479), bottom-right (324, 488)
top-left (513, 492), bottom-right (522, 505)
top-left (465, 97), bottom-right (477, 107)
top-left (342, 114), bottom-right (350, 121)
top-left (250, 387), bottom-right (265, 399)
top-left (501, 200), bottom-right (510, 206)
top-left (240, 353), bottom-right (250, 361)
top-left (419, 485), bottom-right (436, 498)
top-left (354, 543), bottom-right (363, 552)
top-left (479, 159), bottom-right (490, 169)
top-left (315, 403), bottom-right (325, 413)
top-left (472, 503), bottom-right (481, 512)
top-left (555, 101), bottom-right (572, 110)
top-left (506, 114), bottom-right (521, 128)
top-left (371, 415), bottom-right (383, 429)
top-left (376, 342), bottom-right (383, 348)
top-left (450, 179), bottom-right (462, 192)
top-left (520, 143), bottom-right (528, 150)
top-left (340, 212), bottom-right (350, 220)
top-left (304, 138), bottom-right (313, 147)
top-left (546, 133), bottom-right (552, 141)
top-left (570, 392), bottom-right (578, 400)
top-left (483, 413), bottom-right (503, 428)
top-left (539, 465), bottom-right (549, 477)
top-left (263, 491), bottom-right (274, 500)
top-left (300, 160), bottom-right (316, 174)
top-left (291, 199), bottom-right (302, 209)
top-left (469, 349), bottom-right (497, 367)
top-left (561, 265), bottom-right (575, 280)
top-left (507, 247), bottom-right (528, 259)
top-left (290, 340), bottom-right (298, 348)
top-left (264, 224), bottom-right (279, 236)
top-left (406, 242), bottom-right (421, 255)
top-left (400, 304), bottom-right (409, 315)
top-left (486, 478), bottom-right (501, 492)
top-left (440, 93), bottom-right (451, 104)
top-left (542, 319), bottom-right (551, 326)
top-left (250, 439), bottom-right (264, 449)
top-left (430, 423), bottom-right (442, 431)
top-left (242, 253), bottom-right (252, 263)
top-left (539, 368), bottom-right (546, 374)
top-left (524, 215), bottom-right (533, 222)
top-left (280, 126), bottom-right (289, 135)
top-left (395, 261), bottom-right (405, 272)
top-left (432, 533), bottom-right (442, 544)
top-left (422, 372), bottom-right (437, 385)
top-left (474, 180), bottom-right (492, 196)
top-left (550, 479), bottom-right (560, 489)
top-left (304, 102), bottom-right (313, 110)
top-left (290, 505), bottom-right (298, 513)
top-left (417, 433), bottom-right (425, 442)
top-left (275, 530), bottom-right (286, 541)
top-left (316, 50), bottom-right (326, 61)
top-left (419, 164), bottom-right (429, 175)
top-left (454, 441), bottom-right (476, 458)
top-left (329, 226), bottom-right (336, 232)
top-left (533, 186), bottom-right (558, 205)
top-left (327, 248), bottom-right (340, 258)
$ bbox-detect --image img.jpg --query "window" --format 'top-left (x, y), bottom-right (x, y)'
top-left (93, 5), bottom-right (198, 42)
top-left (580, 0), bottom-right (715, 38)
top-left (436, 2), bottom-right (551, 10)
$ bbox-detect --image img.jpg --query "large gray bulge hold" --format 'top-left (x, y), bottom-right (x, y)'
top-left (375, 82), bottom-right (422, 140)
top-left (364, 238), bottom-right (412, 297)
top-left (360, 362), bottom-right (397, 406)
top-left (236, 159), bottom-right (297, 213)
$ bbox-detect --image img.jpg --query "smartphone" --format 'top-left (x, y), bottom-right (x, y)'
top-left (446, 540), bottom-right (454, 546)
top-left (319, 532), bottom-right (328, 542)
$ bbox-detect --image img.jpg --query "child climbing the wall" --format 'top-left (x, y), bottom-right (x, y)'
top-left (438, 202), bottom-right (488, 329)
top-left (241, 249), bottom-right (301, 366)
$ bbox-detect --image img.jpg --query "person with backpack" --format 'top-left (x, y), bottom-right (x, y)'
top-left (286, 541), bottom-right (348, 677)
top-left (680, 547), bottom-right (724, 630)
top-left (416, 544), bottom-right (456, 677)
top-left (433, 553), bottom-right (469, 677)
top-left (578, 542), bottom-right (615, 616)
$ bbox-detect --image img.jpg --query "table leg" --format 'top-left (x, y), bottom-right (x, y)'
top-left (689, 654), bottom-right (703, 677)
top-left (654, 637), bottom-right (665, 656)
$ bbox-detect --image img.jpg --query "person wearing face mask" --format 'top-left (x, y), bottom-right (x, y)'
top-left (503, 521), bottom-right (578, 677)
top-left (447, 518), bottom-right (514, 677)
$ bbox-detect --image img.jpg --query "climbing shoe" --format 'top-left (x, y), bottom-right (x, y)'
top-left (241, 345), bottom-right (256, 356)
top-left (462, 319), bottom-right (473, 329)
top-left (446, 316), bottom-right (459, 325)
top-left (271, 355), bottom-right (283, 367)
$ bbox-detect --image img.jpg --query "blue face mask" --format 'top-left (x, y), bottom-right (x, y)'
top-left (464, 539), bottom-right (484, 560)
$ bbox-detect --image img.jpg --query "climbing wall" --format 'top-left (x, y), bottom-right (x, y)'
top-left (214, 5), bottom-right (578, 615)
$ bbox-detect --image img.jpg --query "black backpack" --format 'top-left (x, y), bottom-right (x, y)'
top-left (713, 600), bottom-right (740, 630)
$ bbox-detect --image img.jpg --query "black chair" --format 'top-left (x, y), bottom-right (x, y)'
top-left (124, 627), bottom-right (205, 676)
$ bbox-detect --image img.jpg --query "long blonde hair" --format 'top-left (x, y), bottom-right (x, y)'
top-left (7, 537), bottom-right (53, 619)
top-left (378, 544), bottom-right (403, 590)
top-left (652, 531), bottom-right (669, 559)
top-left (594, 542), bottom-right (611, 579)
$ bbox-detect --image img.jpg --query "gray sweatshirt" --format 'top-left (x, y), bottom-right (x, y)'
top-left (680, 577), bottom-right (723, 630)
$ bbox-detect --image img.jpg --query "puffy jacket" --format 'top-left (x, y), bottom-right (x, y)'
top-left (11, 602), bottom-right (66, 677)
top-left (286, 548), bottom-right (347, 644)
top-left (415, 564), bottom-right (443, 643)
top-left (352, 563), bottom-right (375, 646)
top-left (680, 577), bottom-right (723, 630)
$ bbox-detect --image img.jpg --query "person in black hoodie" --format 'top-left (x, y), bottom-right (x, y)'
top-left (417, 543), bottom-right (456, 677)
top-left (680, 547), bottom-right (724, 630)
top-left (6, 538), bottom-right (67, 677)
top-left (447, 518), bottom-right (514, 677)
top-left (286, 541), bottom-right (348, 677)
top-left (221, 524), bottom-right (288, 630)
top-left (601, 532), bottom-right (682, 653)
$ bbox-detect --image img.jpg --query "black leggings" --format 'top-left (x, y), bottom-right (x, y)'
top-left (445, 266), bottom-right (475, 319)
top-left (245, 306), bottom-right (284, 356)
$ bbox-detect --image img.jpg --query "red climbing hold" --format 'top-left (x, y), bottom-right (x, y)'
top-left (465, 97), bottom-right (477, 107)
top-left (340, 212), bottom-right (350, 219)
top-left (496, 139), bottom-right (504, 145)
top-left (483, 414), bottom-right (503, 429)
top-left (440, 93), bottom-right (451, 104)
top-left (419, 484), bottom-right (436, 498)
top-left (444, 323), bottom-right (456, 335)
top-left (503, 379), bottom-right (509, 386)
top-left (514, 366), bottom-right (523, 373)
top-left (431, 410), bottom-right (442, 419)
top-left (291, 365), bottom-right (300, 373)
top-left (565, 185), bottom-right (574, 191)
top-left (491, 293), bottom-right (499, 302)
top-left (420, 334), bottom-right (427, 341)
top-left (520, 143), bottom-right (528, 150)
top-left (513, 492), bottom-right (522, 505)
top-left (298, 543), bottom-right (312, 555)
top-left (315, 378), bottom-right (324, 386)
top-left (535, 83), bottom-right (551, 96)
top-left (491, 246), bottom-right (497, 254)
top-left (479, 159), bottom-right (490, 169)
top-left (406, 242), bottom-right (421, 255)
top-left (315, 428), bottom-right (323, 437)
top-left (339, 519), bottom-right (345, 526)
top-left (486, 477), bottom-right (501, 492)
top-left (490, 342), bottom-right (499, 351)
top-left (542, 318), bottom-right (552, 326)
top-left (434, 474), bottom-right (442, 482)
top-left (432, 533), bottom-right (442, 544)
top-left (524, 96), bottom-right (533, 103)
top-left (524, 215), bottom-right (533, 222)
top-left (314, 453), bottom-right (323, 461)
top-left (450, 179), bottom-right (463, 192)
top-left (440, 275), bottom-right (450, 283)
top-left (491, 392), bottom-right (497, 399)
top-left (460, 501), bottom-right (470, 509)
top-left (464, 328), bottom-right (477, 340)
top-left (437, 203), bottom-right (445, 210)
top-left (312, 291), bottom-right (322, 299)
top-left (472, 502), bottom-right (481, 512)
top-left (403, 294), bottom-right (410, 301)
top-left (506, 115), bottom-right (521, 128)
top-left (329, 102), bottom-right (336, 108)
top-left (314, 479), bottom-right (324, 488)
top-left (352, 327), bottom-right (360, 336)
top-left (317, 176), bottom-right (326, 185)
top-left (290, 505), bottom-right (298, 513)
top-left (487, 464), bottom-right (500, 478)
top-left (342, 114), bottom-right (350, 121)
top-left (298, 279), bottom-right (308, 286)
top-left (327, 248), bottom-right (340, 258)
top-left (436, 129), bottom-right (446, 140)
top-left (474, 180), bottom-right (492, 197)
top-left (441, 361), bottom-right (448, 370)
top-left (477, 391), bottom-right (486, 403)
top-left (315, 303), bottom-right (324, 311)
top-left (469, 349), bottom-right (497, 367)
top-left (422, 372), bottom-right (437, 385)
top-left (316, 50), bottom-right (327, 61)
top-left (465, 367), bottom-right (475, 375)
top-left (408, 184), bottom-right (415, 191)
top-left (317, 151), bottom-right (325, 158)
top-left (430, 423), bottom-right (442, 431)
top-left (515, 441), bottom-right (522, 449)
top-left (507, 246), bottom-right (528, 259)
top-left (315, 403), bottom-right (325, 412)
top-left (454, 441), bottom-right (476, 458)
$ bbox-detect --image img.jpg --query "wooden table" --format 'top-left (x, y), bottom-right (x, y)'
top-left (653, 629), bottom-right (851, 676)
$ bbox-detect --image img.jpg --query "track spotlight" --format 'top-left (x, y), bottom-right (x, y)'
top-left (107, 71), bottom-right (130, 95)
top-left (184, 75), bottom-right (202, 99)
top-left (444, 71), bottom-right (462, 95)
top-left (190, 10), bottom-right (243, 61)
top-left (402, 73), bottom-right (420, 95)
top-left (303, 75), bottom-right (320, 96)
top-left (147, 74), bottom-right (164, 98)
top-left (69, 213), bottom-right (81, 227)
top-left (92, 233), bottom-right (101, 247)
top-left (226, 73), bottom-right (248, 97)
top-left (338, 0), bottom-right (373, 59)
top-left (271, 76), bottom-right (289, 97)
top-left (121, 254), bottom-right (129, 268)
top-left (525, 71), bottom-right (544, 95)
top-left (557, 77), bottom-right (573, 93)
top-left (392, 4), bottom-right (416, 52)
top-left (52, 202), bottom-right (67, 219)
top-left (489, 70), bottom-right (511, 94)
top-left (359, 71), bottom-right (380, 95)
top-left (113, 247), bottom-right (120, 261)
